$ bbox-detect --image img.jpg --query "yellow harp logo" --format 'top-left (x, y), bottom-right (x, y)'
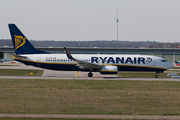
top-left (14, 35), bottom-right (26, 50)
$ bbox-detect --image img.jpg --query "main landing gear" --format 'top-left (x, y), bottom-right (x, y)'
top-left (88, 72), bottom-right (93, 77)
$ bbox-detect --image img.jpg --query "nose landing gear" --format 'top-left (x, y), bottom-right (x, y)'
top-left (155, 74), bottom-right (158, 78)
top-left (155, 71), bottom-right (163, 78)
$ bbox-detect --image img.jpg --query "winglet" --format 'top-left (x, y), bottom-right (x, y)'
top-left (64, 47), bottom-right (73, 59)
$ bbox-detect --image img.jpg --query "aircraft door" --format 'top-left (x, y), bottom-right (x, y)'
top-left (36, 57), bottom-right (41, 66)
top-left (153, 60), bottom-right (156, 66)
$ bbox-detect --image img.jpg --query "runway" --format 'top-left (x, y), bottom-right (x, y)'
top-left (1, 62), bottom-right (180, 81)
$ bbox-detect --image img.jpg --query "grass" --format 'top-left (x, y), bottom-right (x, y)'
top-left (0, 69), bottom-right (43, 76)
top-left (0, 79), bottom-right (180, 116)
top-left (0, 118), bottom-right (145, 120)
top-left (0, 65), bottom-right (20, 66)
top-left (171, 67), bottom-right (180, 69)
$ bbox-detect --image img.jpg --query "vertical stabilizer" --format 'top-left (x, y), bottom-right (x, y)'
top-left (8, 24), bottom-right (48, 55)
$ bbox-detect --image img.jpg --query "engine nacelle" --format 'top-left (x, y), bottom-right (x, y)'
top-left (100, 65), bottom-right (118, 74)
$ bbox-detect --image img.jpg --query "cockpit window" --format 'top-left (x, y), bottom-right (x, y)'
top-left (161, 60), bottom-right (167, 62)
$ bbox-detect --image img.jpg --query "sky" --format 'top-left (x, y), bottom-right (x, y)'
top-left (1, 0), bottom-right (180, 42)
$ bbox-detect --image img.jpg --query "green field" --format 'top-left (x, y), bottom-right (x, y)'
top-left (0, 69), bottom-right (43, 76)
top-left (0, 68), bottom-right (179, 118)
top-left (172, 67), bottom-right (180, 69)
top-left (0, 79), bottom-right (180, 116)
top-left (0, 118), bottom-right (139, 120)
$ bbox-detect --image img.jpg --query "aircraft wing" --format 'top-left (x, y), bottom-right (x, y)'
top-left (64, 47), bottom-right (102, 69)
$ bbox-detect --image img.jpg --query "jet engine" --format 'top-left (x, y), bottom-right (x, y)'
top-left (100, 65), bottom-right (118, 74)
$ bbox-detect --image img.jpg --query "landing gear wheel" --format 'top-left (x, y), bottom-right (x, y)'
top-left (155, 75), bottom-right (158, 78)
top-left (88, 72), bottom-right (93, 77)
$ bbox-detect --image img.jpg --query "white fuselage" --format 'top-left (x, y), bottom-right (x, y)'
top-left (14, 54), bottom-right (174, 72)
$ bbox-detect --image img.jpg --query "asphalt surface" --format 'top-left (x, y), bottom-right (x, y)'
top-left (1, 62), bottom-right (180, 81)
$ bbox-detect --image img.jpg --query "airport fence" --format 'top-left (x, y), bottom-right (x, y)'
top-left (0, 90), bottom-right (180, 118)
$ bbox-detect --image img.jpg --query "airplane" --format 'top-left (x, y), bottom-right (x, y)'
top-left (0, 58), bottom-right (7, 63)
top-left (8, 24), bottom-right (174, 78)
top-left (0, 58), bottom-right (13, 63)
top-left (175, 60), bottom-right (180, 66)
top-left (175, 60), bottom-right (180, 64)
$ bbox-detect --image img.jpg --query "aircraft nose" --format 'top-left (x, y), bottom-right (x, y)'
top-left (167, 62), bottom-right (174, 69)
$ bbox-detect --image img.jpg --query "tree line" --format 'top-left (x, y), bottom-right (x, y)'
top-left (0, 39), bottom-right (179, 48)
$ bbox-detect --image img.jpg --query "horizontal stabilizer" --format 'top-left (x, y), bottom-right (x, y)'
top-left (7, 53), bottom-right (27, 59)
top-left (13, 55), bottom-right (27, 59)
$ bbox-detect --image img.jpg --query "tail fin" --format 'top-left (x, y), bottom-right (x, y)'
top-left (175, 60), bottom-right (178, 64)
top-left (8, 24), bottom-right (49, 55)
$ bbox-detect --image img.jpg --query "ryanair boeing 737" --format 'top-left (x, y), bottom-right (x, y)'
top-left (8, 24), bottom-right (174, 78)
